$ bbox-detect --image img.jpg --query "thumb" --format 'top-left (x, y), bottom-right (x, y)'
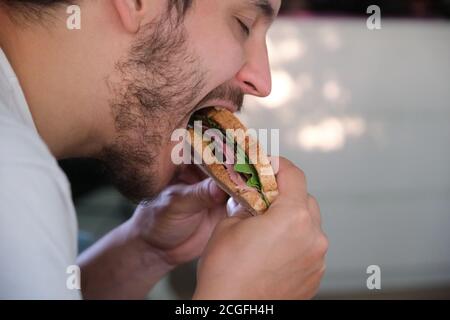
top-left (226, 198), bottom-right (253, 219)
top-left (172, 177), bottom-right (227, 213)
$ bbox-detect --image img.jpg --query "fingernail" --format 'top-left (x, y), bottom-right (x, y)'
top-left (226, 198), bottom-right (239, 215)
top-left (228, 198), bottom-right (238, 209)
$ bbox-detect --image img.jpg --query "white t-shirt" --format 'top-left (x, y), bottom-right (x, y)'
top-left (0, 48), bottom-right (81, 299)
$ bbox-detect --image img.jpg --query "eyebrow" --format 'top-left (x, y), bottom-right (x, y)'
top-left (249, 0), bottom-right (276, 21)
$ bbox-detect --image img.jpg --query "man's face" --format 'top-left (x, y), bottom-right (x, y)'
top-left (99, 0), bottom-right (280, 202)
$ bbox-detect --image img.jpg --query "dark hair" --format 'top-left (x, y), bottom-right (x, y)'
top-left (1, 0), bottom-right (193, 22)
top-left (167, 0), bottom-right (193, 16)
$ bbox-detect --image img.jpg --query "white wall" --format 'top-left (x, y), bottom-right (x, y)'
top-left (242, 17), bottom-right (450, 294)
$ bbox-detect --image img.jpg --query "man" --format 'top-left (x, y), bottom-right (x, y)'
top-left (0, 0), bottom-right (328, 299)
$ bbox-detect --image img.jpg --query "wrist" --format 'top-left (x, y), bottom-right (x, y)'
top-left (78, 219), bottom-right (176, 299)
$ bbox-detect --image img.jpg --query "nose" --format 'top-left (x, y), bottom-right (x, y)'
top-left (233, 39), bottom-right (272, 97)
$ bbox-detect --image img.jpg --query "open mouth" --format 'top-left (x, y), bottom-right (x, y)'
top-left (187, 106), bottom-right (215, 129)
top-left (187, 102), bottom-right (239, 129)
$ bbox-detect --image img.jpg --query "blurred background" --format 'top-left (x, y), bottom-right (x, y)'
top-left (60, 0), bottom-right (450, 299)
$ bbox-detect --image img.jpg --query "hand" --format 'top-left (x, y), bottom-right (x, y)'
top-left (193, 157), bottom-right (328, 300)
top-left (78, 165), bottom-right (228, 299)
top-left (130, 165), bottom-right (228, 266)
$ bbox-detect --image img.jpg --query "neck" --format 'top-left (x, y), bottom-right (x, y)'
top-left (0, 4), bottom-right (118, 159)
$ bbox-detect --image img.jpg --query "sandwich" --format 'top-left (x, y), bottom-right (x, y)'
top-left (187, 107), bottom-right (278, 215)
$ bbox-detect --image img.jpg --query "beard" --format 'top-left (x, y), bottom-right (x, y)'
top-left (98, 11), bottom-right (244, 203)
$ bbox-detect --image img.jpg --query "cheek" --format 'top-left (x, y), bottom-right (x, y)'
top-left (184, 7), bottom-right (245, 85)
top-left (202, 45), bottom-right (243, 85)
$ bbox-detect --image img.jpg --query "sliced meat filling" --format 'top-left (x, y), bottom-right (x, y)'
top-left (203, 128), bottom-right (255, 193)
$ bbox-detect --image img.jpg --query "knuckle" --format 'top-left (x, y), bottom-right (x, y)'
top-left (292, 208), bottom-right (311, 226)
top-left (278, 156), bottom-right (294, 167)
top-left (317, 234), bottom-right (329, 256)
top-left (193, 182), bottom-right (209, 202)
top-left (279, 157), bottom-right (305, 177)
top-left (161, 186), bottom-right (176, 198)
top-left (160, 186), bottom-right (180, 203)
top-left (296, 167), bottom-right (306, 179)
top-left (308, 194), bottom-right (318, 206)
top-left (290, 168), bottom-right (307, 190)
top-left (297, 168), bottom-right (307, 185)
top-left (278, 157), bottom-right (308, 188)
top-left (285, 211), bottom-right (312, 236)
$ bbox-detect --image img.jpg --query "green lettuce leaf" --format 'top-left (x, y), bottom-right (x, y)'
top-left (234, 143), bottom-right (270, 207)
top-left (234, 160), bottom-right (261, 190)
top-left (233, 162), bottom-right (254, 175)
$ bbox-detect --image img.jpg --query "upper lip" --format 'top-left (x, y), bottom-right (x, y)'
top-left (197, 99), bottom-right (239, 114)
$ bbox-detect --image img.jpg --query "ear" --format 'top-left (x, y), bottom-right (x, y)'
top-left (112, 0), bottom-right (145, 34)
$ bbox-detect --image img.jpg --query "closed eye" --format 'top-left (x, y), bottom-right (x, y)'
top-left (236, 18), bottom-right (250, 36)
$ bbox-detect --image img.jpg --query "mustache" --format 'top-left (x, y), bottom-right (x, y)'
top-left (195, 84), bottom-right (244, 112)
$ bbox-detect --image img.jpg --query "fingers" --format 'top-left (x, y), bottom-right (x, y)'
top-left (272, 157), bottom-right (308, 204)
top-left (268, 158), bottom-right (323, 228)
top-left (169, 207), bottom-right (228, 261)
top-left (165, 178), bottom-right (228, 213)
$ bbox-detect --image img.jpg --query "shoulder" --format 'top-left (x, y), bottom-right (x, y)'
top-left (0, 110), bottom-right (74, 207)
top-left (0, 111), bottom-right (80, 299)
